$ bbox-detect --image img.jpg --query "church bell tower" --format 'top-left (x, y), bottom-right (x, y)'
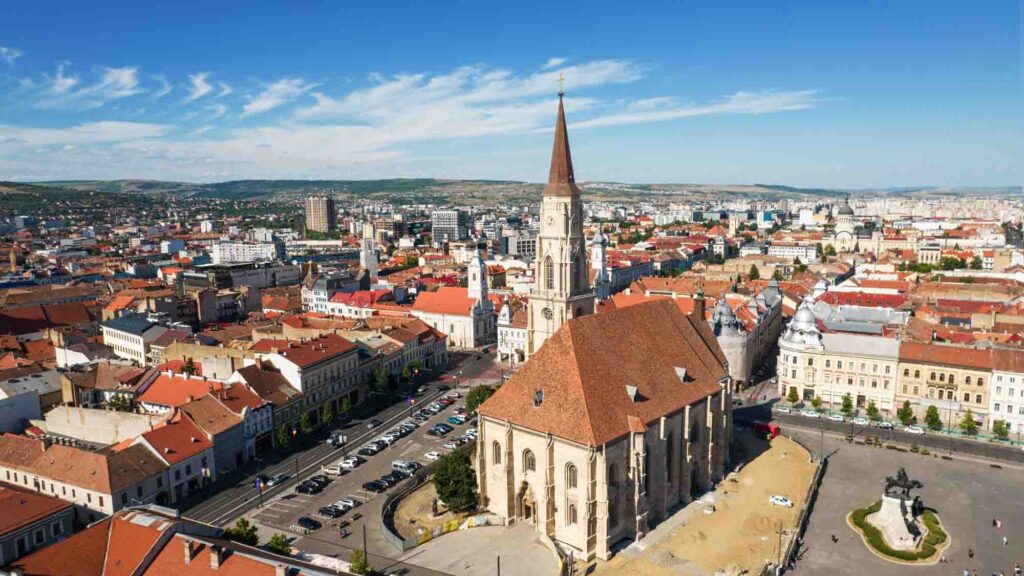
top-left (526, 85), bottom-right (596, 357)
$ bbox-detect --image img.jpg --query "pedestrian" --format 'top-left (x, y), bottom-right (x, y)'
top-left (1015, 562), bottom-right (1021, 575)
top-left (1003, 535), bottom-right (1008, 546)
top-left (994, 518), bottom-right (998, 527)
top-left (969, 548), bottom-right (974, 559)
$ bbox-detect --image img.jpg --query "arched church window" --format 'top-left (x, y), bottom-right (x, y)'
top-left (544, 256), bottom-right (554, 290)
top-left (689, 421), bottom-right (701, 445)
top-left (523, 449), bottom-right (536, 472)
top-left (492, 442), bottom-right (502, 465)
top-left (567, 504), bottom-right (578, 525)
top-left (566, 463), bottom-right (577, 489)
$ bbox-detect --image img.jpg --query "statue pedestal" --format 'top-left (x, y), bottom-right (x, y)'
top-left (867, 496), bottom-right (921, 551)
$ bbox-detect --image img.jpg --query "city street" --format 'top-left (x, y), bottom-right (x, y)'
top-left (734, 404), bottom-right (1024, 465)
top-left (184, 351), bottom-right (501, 526)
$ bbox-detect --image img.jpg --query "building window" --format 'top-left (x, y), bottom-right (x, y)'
top-left (51, 522), bottom-right (62, 537)
top-left (948, 374), bottom-right (955, 384)
top-left (939, 374), bottom-right (945, 382)
top-left (966, 376), bottom-right (972, 385)
top-left (523, 450), bottom-right (536, 472)
top-left (121, 493), bottom-right (128, 505)
top-left (903, 368), bottom-right (909, 377)
top-left (837, 361), bottom-right (843, 369)
top-left (567, 504), bottom-right (578, 525)
top-left (492, 442), bottom-right (502, 465)
top-left (995, 403), bottom-right (1001, 411)
top-left (964, 393), bottom-right (970, 402)
top-left (976, 394), bottom-right (982, 404)
top-left (931, 372), bottom-right (936, 381)
top-left (808, 358), bottom-right (814, 367)
top-left (825, 360), bottom-right (831, 368)
top-left (977, 378), bottom-right (984, 387)
top-left (34, 530), bottom-right (44, 545)
top-left (566, 464), bottom-right (578, 489)
top-left (99, 496), bottom-right (104, 507)
top-left (914, 370), bottom-right (920, 379)
top-left (544, 256), bottom-right (554, 290)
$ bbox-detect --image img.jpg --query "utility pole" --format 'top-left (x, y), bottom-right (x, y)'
top-left (362, 524), bottom-right (368, 563)
top-left (776, 520), bottom-right (784, 567)
top-left (497, 555), bottom-right (501, 576)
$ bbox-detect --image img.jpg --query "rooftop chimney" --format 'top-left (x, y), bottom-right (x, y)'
top-left (183, 539), bottom-right (196, 564)
top-left (626, 385), bottom-right (638, 403)
top-left (275, 565), bottom-right (288, 576)
top-left (209, 544), bottom-right (222, 570)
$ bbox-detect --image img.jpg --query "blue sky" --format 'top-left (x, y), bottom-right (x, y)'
top-left (0, 0), bottom-right (1019, 187)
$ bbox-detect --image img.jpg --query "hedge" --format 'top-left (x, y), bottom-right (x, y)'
top-left (849, 500), bottom-right (947, 562)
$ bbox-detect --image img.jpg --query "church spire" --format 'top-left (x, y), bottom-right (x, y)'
top-left (543, 89), bottom-right (579, 197)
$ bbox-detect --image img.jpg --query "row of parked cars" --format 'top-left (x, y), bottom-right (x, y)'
top-left (777, 405), bottom-right (927, 434)
top-left (362, 460), bottom-right (422, 493)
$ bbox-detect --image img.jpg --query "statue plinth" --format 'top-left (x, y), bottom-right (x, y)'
top-left (868, 495), bottom-right (922, 551)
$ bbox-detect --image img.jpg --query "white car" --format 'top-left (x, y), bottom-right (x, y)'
top-left (341, 456), bottom-right (362, 469)
top-left (424, 450), bottom-right (442, 461)
top-left (442, 440), bottom-right (460, 450)
top-left (852, 417), bottom-right (869, 426)
top-left (827, 414), bottom-right (844, 423)
top-left (800, 410), bottom-right (821, 419)
top-left (775, 405), bottom-right (791, 414)
top-left (769, 495), bottom-right (794, 508)
top-left (335, 497), bottom-right (360, 510)
top-left (904, 425), bottom-right (925, 435)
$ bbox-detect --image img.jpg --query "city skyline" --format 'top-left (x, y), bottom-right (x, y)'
top-left (0, 1), bottom-right (1020, 187)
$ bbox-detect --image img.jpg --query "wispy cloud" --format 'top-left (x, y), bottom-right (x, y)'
top-left (542, 57), bottom-right (567, 70)
top-left (216, 82), bottom-right (232, 98)
top-left (45, 63), bottom-right (79, 95)
top-left (0, 121), bottom-right (170, 146)
top-left (185, 72), bottom-right (214, 102)
top-left (0, 46), bottom-right (22, 65)
top-left (38, 65), bottom-right (143, 108)
top-left (151, 75), bottom-right (173, 99)
top-left (242, 78), bottom-right (314, 116)
top-left (208, 103), bottom-right (228, 119)
top-left (571, 90), bottom-right (823, 129)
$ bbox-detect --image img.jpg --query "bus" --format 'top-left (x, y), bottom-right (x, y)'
top-left (753, 421), bottom-right (781, 439)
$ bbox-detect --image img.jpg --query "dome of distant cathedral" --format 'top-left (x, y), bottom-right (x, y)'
top-left (837, 198), bottom-right (854, 216)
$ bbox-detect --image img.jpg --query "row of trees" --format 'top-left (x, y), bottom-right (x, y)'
top-left (786, 389), bottom-right (1005, 437)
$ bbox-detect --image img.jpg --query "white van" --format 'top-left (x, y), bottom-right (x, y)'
top-left (392, 460), bottom-right (419, 475)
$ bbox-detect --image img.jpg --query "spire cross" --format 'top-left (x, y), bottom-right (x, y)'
top-left (557, 73), bottom-right (565, 96)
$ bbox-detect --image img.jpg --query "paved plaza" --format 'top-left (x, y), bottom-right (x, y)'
top-left (790, 433), bottom-right (1024, 576)
top-left (397, 524), bottom-right (559, 576)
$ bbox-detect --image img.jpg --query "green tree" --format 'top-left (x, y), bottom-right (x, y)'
top-left (959, 409), bottom-right (978, 435)
top-left (465, 384), bottom-right (496, 415)
top-left (866, 400), bottom-right (881, 422)
top-left (338, 397), bottom-right (351, 417)
top-left (896, 400), bottom-right (916, 426)
top-left (275, 425), bottom-right (289, 449)
top-left (299, 412), bottom-right (313, 436)
top-left (369, 367), bottom-right (390, 397)
top-left (772, 269), bottom-right (785, 281)
top-left (748, 264), bottom-right (760, 280)
top-left (786, 387), bottom-right (799, 405)
top-left (182, 357), bottom-right (197, 376)
top-left (811, 396), bottom-right (823, 411)
top-left (320, 402), bottom-right (334, 427)
top-left (840, 393), bottom-right (854, 417)
top-left (225, 517), bottom-right (259, 546)
top-left (992, 419), bottom-right (1010, 439)
top-left (924, 405), bottom-right (943, 431)
top-left (266, 533), bottom-right (291, 556)
top-left (824, 244), bottom-right (838, 256)
top-left (969, 256), bottom-right (983, 270)
top-left (348, 549), bottom-right (372, 575)
top-left (433, 449), bottom-right (477, 511)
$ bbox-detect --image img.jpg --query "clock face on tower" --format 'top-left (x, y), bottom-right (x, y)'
top-left (546, 216), bottom-right (554, 226)
top-left (542, 307), bottom-right (553, 320)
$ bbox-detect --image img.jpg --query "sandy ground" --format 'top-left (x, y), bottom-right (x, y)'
top-left (393, 482), bottom-right (474, 541)
top-left (599, 434), bottom-right (817, 576)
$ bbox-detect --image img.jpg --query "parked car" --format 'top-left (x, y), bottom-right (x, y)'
top-left (295, 482), bottom-right (321, 495)
top-left (321, 464), bottom-right (346, 476)
top-left (443, 440), bottom-right (460, 450)
top-left (800, 410), bottom-right (821, 419)
top-left (336, 497), bottom-right (360, 510)
top-left (362, 481), bottom-right (386, 493)
top-left (904, 425), bottom-right (925, 435)
top-left (358, 446), bottom-right (378, 457)
top-left (827, 414), bottom-right (844, 423)
top-left (769, 495), bottom-right (794, 508)
top-left (424, 450), bottom-right (441, 460)
top-left (341, 456), bottom-right (363, 469)
top-left (267, 473), bottom-right (288, 486)
top-left (447, 391), bottom-right (461, 399)
top-left (377, 475), bottom-right (397, 487)
top-left (876, 421), bottom-right (895, 430)
top-left (852, 417), bottom-right (870, 426)
top-left (318, 505), bottom-right (344, 519)
top-left (366, 419), bottom-right (383, 429)
top-left (775, 405), bottom-right (791, 414)
top-left (310, 474), bottom-right (331, 485)
top-left (296, 517), bottom-right (322, 531)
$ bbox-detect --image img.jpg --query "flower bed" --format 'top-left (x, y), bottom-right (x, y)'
top-left (848, 500), bottom-right (948, 563)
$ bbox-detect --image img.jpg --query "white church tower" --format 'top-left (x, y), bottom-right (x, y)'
top-left (526, 88), bottom-right (596, 357)
top-left (592, 227), bottom-right (610, 301)
top-left (359, 221), bottom-right (378, 283)
top-left (467, 249), bottom-right (489, 303)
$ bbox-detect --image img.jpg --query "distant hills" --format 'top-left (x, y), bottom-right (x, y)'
top-left (5, 179), bottom-right (1020, 204)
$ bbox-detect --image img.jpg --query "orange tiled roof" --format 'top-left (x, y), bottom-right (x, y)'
top-left (251, 333), bottom-right (357, 368)
top-left (411, 286), bottom-right (478, 316)
top-left (139, 373), bottom-right (225, 408)
top-left (137, 413), bottom-right (213, 464)
top-left (479, 300), bottom-right (726, 446)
